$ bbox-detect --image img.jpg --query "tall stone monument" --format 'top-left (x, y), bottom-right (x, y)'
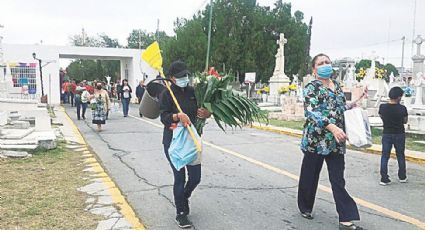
top-left (268, 33), bottom-right (290, 104)
top-left (412, 35), bottom-right (425, 81)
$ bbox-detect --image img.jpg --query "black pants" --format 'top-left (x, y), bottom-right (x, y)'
top-left (75, 100), bottom-right (87, 120)
top-left (164, 144), bottom-right (201, 214)
top-left (298, 151), bottom-right (360, 222)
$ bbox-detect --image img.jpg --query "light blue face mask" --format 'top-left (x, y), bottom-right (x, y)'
top-left (316, 64), bottom-right (333, 79)
top-left (175, 76), bottom-right (189, 88)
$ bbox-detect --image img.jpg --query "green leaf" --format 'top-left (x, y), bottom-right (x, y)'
top-left (203, 102), bottom-right (213, 113)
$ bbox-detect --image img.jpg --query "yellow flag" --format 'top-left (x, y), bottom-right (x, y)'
top-left (141, 41), bottom-right (163, 71)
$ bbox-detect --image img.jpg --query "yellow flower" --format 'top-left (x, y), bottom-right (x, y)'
top-left (289, 84), bottom-right (297, 91)
top-left (278, 86), bottom-right (289, 94)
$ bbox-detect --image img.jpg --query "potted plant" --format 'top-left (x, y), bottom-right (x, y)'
top-left (402, 86), bottom-right (414, 105)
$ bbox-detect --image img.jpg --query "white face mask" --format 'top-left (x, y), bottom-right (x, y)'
top-left (175, 76), bottom-right (189, 88)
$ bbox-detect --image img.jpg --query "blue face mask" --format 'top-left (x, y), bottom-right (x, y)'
top-left (316, 64), bottom-right (333, 79)
top-left (175, 76), bottom-right (189, 88)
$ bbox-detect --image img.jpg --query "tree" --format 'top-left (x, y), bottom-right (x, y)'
top-left (67, 33), bottom-right (121, 82)
top-left (384, 63), bottom-right (399, 78)
top-left (159, 0), bottom-right (309, 83)
top-left (355, 59), bottom-right (399, 82)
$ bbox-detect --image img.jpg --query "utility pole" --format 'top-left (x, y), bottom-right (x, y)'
top-left (205, 0), bottom-right (213, 71)
top-left (81, 28), bottom-right (86, 46)
top-left (138, 30), bottom-right (141, 49)
top-left (411, 0), bottom-right (417, 58)
top-left (156, 19), bottom-right (160, 40)
top-left (401, 36), bottom-right (406, 70)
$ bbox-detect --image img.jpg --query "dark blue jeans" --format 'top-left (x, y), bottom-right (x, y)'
top-left (122, 98), bottom-right (130, 116)
top-left (164, 144), bottom-right (201, 214)
top-left (63, 92), bottom-right (69, 103)
top-left (380, 133), bottom-right (406, 180)
top-left (75, 99), bottom-right (87, 120)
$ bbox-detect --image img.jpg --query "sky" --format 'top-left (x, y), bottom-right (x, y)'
top-left (1, 0), bottom-right (424, 69)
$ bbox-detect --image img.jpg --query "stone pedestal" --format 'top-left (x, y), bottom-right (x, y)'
top-left (412, 55), bottom-right (425, 79)
top-left (269, 75), bottom-right (290, 105)
top-left (276, 95), bottom-right (304, 121)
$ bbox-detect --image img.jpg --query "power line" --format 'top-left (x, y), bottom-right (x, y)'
top-left (191, 0), bottom-right (209, 17)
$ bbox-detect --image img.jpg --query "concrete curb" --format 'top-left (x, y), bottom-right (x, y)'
top-left (251, 123), bottom-right (425, 165)
top-left (59, 106), bottom-right (146, 230)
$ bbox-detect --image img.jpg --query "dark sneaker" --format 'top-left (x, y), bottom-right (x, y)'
top-left (339, 223), bottom-right (364, 230)
top-left (300, 212), bottom-right (313, 220)
top-left (399, 177), bottom-right (408, 183)
top-left (379, 178), bottom-right (391, 186)
top-left (183, 198), bottom-right (190, 215)
top-left (175, 214), bottom-right (192, 228)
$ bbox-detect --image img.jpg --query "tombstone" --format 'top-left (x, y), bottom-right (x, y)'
top-left (268, 33), bottom-right (290, 104)
top-left (343, 64), bottom-right (356, 89)
top-left (412, 35), bottom-right (425, 79)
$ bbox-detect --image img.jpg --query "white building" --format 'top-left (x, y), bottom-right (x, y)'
top-left (2, 44), bottom-right (157, 104)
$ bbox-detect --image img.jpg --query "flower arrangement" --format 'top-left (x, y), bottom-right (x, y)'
top-left (278, 86), bottom-right (289, 94)
top-left (194, 72), bottom-right (268, 135)
top-left (256, 86), bottom-right (270, 95)
top-left (288, 84), bottom-right (297, 91)
top-left (375, 67), bottom-right (386, 79)
top-left (356, 67), bottom-right (367, 82)
top-left (403, 86), bottom-right (414, 97)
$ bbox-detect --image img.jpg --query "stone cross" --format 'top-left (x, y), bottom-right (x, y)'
top-left (273, 33), bottom-right (287, 75)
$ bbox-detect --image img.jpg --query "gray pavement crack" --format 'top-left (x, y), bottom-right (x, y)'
top-left (109, 217), bottom-right (121, 230)
top-left (82, 120), bottom-right (176, 209)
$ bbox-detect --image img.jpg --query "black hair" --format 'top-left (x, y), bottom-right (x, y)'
top-left (388, 86), bottom-right (404, 99)
top-left (311, 53), bottom-right (330, 68)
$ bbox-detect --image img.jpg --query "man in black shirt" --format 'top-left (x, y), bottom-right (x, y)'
top-left (378, 86), bottom-right (408, 185)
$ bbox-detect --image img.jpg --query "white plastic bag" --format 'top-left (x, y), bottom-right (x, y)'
top-left (344, 108), bottom-right (372, 148)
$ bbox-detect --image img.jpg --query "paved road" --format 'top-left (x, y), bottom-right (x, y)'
top-left (65, 104), bottom-right (425, 230)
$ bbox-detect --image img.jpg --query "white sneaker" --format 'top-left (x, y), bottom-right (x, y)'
top-left (399, 178), bottom-right (408, 183)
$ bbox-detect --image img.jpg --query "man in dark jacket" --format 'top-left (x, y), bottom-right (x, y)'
top-left (136, 80), bottom-right (145, 103)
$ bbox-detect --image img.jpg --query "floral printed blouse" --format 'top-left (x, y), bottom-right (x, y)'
top-left (301, 79), bottom-right (348, 155)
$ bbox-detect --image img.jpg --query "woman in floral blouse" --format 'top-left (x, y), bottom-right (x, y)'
top-left (298, 54), bottom-right (367, 230)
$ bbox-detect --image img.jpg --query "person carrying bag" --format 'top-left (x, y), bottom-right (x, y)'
top-left (159, 61), bottom-right (210, 229)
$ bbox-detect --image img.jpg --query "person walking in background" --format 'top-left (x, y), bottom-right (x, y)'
top-left (136, 80), bottom-right (145, 104)
top-left (74, 82), bottom-right (83, 120)
top-left (378, 86), bottom-right (408, 186)
top-left (298, 53), bottom-right (366, 230)
top-left (69, 80), bottom-right (77, 107)
top-left (119, 79), bottom-right (132, 117)
top-left (116, 79), bottom-right (122, 101)
top-left (85, 82), bottom-right (94, 94)
top-left (136, 80), bottom-right (145, 117)
top-left (102, 81), bottom-right (111, 120)
top-left (62, 80), bottom-right (70, 104)
top-left (75, 82), bottom-right (90, 120)
top-left (90, 82), bottom-right (110, 131)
